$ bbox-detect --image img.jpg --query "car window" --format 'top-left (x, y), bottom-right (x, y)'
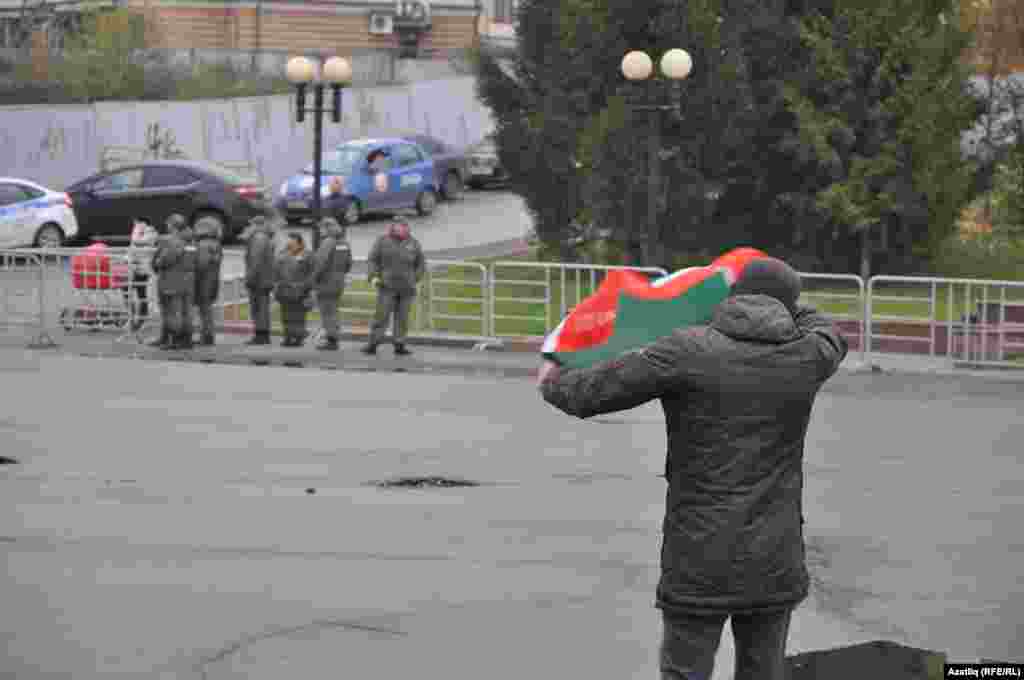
top-left (94, 169), bottom-right (143, 192)
top-left (367, 149), bottom-right (394, 172)
top-left (395, 144), bottom-right (423, 167)
top-left (21, 185), bottom-right (45, 199)
top-left (144, 166), bottom-right (198, 188)
top-left (314, 148), bottom-right (364, 175)
top-left (0, 183), bottom-right (30, 207)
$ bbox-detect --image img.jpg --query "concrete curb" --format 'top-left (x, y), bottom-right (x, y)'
top-left (218, 320), bottom-right (502, 351)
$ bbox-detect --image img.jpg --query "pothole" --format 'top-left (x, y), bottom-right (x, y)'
top-left (0, 456), bottom-right (19, 465)
top-left (372, 476), bottom-right (480, 489)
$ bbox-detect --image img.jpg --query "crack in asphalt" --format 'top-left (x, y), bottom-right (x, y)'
top-left (194, 618), bottom-right (407, 679)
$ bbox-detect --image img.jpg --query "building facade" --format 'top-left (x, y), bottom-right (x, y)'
top-left (1, 0), bottom-right (519, 57)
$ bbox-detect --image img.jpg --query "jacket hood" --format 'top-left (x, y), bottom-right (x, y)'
top-left (323, 222), bottom-right (345, 240)
top-left (711, 295), bottom-right (799, 344)
top-left (193, 218), bottom-right (221, 240)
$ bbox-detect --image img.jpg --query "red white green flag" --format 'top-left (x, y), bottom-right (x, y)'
top-left (541, 248), bottom-right (767, 369)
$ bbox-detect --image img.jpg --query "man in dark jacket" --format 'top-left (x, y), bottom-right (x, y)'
top-left (538, 257), bottom-right (848, 680)
top-left (362, 220), bottom-right (424, 356)
top-left (312, 217), bottom-right (352, 351)
top-left (243, 215), bottom-right (276, 345)
top-left (192, 216), bottom-right (223, 346)
top-left (151, 213), bottom-right (196, 350)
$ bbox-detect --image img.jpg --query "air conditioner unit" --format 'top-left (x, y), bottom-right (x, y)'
top-left (369, 12), bottom-right (394, 35)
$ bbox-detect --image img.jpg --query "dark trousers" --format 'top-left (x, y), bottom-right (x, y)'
top-left (317, 291), bottom-right (341, 340)
top-left (162, 292), bottom-right (193, 337)
top-left (196, 301), bottom-right (215, 338)
top-left (660, 608), bottom-right (792, 680)
top-left (369, 288), bottom-right (415, 346)
top-left (124, 272), bottom-right (149, 320)
top-left (280, 302), bottom-right (307, 340)
top-left (248, 288), bottom-right (272, 335)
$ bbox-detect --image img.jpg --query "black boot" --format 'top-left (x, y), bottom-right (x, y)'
top-left (317, 336), bottom-right (339, 351)
top-left (394, 343), bottom-right (412, 356)
top-left (176, 333), bottom-right (194, 350)
top-left (360, 342), bottom-right (377, 355)
top-left (149, 329), bottom-right (170, 348)
top-left (198, 333), bottom-right (215, 347)
top-left (245, 332), bottom-right (270, 346)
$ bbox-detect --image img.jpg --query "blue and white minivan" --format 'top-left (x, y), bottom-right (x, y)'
top-left (276, 138), bottom-right (438, 225)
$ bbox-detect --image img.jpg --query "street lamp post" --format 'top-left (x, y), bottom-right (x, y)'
top-left (286, 55), bottom-right (353, 250)
top-left (621, 48), bottom-right (692, 267)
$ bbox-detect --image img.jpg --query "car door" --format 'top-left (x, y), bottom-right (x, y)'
top-left (0, 183), bottom-right (31, 247)
top-left (140, 166), bottom-right (201, 228)
top-left (363, 148), bottom-right (397, 212)
top-left (73, 168), bottom-right (145, 242)
top-left (393, 143), bottom-right (428, 208)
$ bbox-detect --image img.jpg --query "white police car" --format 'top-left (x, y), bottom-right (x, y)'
top-left (0, 177), bottom-right (79, 248)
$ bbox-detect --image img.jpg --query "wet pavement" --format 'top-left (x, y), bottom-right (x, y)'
top-left (1, 344), bottom-right (1022, 678)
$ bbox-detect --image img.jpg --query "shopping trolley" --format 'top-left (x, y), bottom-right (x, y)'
top-left (59, 243), bottom-right (135, 332)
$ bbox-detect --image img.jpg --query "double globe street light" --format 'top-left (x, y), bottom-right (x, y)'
top-left (286, 55), bottom-right (353, 249)
top-left (620, 48), bottom-right (692, 266)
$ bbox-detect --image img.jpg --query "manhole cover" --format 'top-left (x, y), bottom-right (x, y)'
top-left (0, 456), bottom-right (19, 465)
top-left (374, 476), bottom-right (480, 489)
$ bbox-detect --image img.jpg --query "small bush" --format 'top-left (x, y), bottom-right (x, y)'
top-left (931, 233), bottom-right (1024, 281)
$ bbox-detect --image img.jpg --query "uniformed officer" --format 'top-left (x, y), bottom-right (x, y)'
top-left (243, 215), bottom-right (277, 346)
top-left (151, 213), bottom-right (196, 350)
top-left (312, 217), bottom-right (352, 351)
top-left (192, 216), bottom-right (223, 346)
top-left (362, 219), bottom-right (424, 356)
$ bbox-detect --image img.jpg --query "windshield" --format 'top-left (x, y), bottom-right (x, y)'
top-left (305, 147), bottom-right (364, 175)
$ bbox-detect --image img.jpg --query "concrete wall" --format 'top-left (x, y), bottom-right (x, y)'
top-left (0, 75), bottom-right (495, 192)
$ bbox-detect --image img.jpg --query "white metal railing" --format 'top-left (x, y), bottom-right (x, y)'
top-left (4, 245), bottom-right (1023, 371)
top-left (798, 272), bottom-right (866, 363)
top-left (487, 261), bottom-right (668, 338)
top-left (867, 276), bottom-right (1024, 368)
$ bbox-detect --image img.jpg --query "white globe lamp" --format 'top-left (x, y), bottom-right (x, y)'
top-left (286, 56), bottom-right (316, 84)
top-left (660, 48), bottom-right (693, 80)
top-left (621, 50), bottom-right (654, 81)
top-left (323, 56), bottom-right (353, 86)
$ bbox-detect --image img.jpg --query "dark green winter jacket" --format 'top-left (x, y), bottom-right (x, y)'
top-left (312, 222), bottom-right (353, 297)
top-left (540, 296), bottom-right (848, 616)
top-left (367, 233), bottom-right (424, 294)
top-left (193, 218), bottom-right (223, 304)
top-left (152, 227), bottom-right (196, 297)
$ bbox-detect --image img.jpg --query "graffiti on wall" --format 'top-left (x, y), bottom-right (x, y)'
top-left (145, 123), bottom-right (185, 160)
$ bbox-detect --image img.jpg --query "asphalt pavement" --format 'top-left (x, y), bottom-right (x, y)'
top-left (1, 337), bottom-right (1022, 679)
top-left (221, 187), bottom-right (532, 280)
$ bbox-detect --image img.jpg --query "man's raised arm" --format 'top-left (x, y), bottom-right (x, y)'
top-left (539, 333), bottom-right (688, 419)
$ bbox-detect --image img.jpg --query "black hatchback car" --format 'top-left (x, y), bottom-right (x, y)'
top-left (66, 160), bottom-right (267, 243)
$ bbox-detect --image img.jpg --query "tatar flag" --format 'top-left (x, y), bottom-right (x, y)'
top-left (541, 247), bottom-right (768, 369)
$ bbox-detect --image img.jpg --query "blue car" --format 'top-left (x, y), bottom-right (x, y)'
top-left (276, 138), bottom-right (439, 225)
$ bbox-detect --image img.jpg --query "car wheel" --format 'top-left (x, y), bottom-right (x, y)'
top-left (467, 179), bottom-right (483, 190)
top-left (34, 223), bottom-right (65, 248)
top-left (415, 189), bottom-right (437, 216)
top-left (341, 200), bottom-right (361, 226)
top-left (441, 172), bottom-right (463, 201)
top-left (192, 211), bottom-right (227, 241)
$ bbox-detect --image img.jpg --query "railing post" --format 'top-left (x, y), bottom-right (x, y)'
top-left (28, 253), bottom-right (57, 349)
top-left (864, 276), bottom-right (873, 366)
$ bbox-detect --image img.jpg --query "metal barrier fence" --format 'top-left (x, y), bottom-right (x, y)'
top-left (0, 251), bottom-right (52, 348)
top-left (798, 272), bottom-right (866, 363)
top-left (3, 244), bottom-right (1023, 370)
top-left (487, 261), bottom-right (668, 338)
top-left (867, 276), bottom-right (1024, 368)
